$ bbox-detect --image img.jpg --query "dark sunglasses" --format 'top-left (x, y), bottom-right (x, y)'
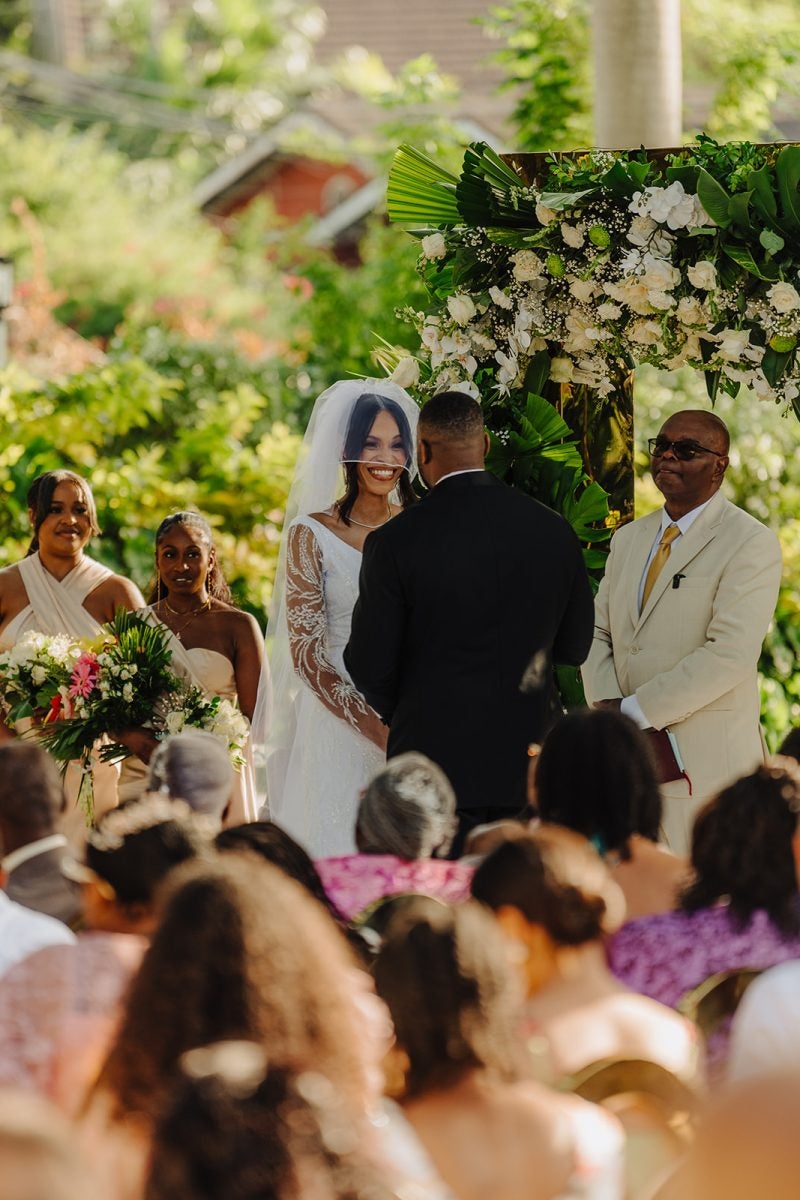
top-left (648, 437), bottom-right (725, 461)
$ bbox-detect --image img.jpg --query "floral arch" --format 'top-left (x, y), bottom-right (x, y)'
top-left (383, 139), bottom-right (800, 557)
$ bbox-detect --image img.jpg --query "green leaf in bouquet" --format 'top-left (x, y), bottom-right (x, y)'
top-left (748, 164), bottom-right (778, 222)
top-left (537, 188), bottom-right (600, 211)
top-left (456, 142), bottom-right (540, 230)
top-left (697, 169), bottom-right (733, 229)
top-left (387, 145), bottom-right (461, 227)
top-left (759, 229), bottom-right (785, 257)
top-left (762, 345), bottom-right (793, 387)
top-left (722, 243), bottom-right (779, 281)
top-left (776, 145), bottom-right (800, 231)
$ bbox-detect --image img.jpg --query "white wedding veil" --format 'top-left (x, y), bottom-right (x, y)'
top-left (252, 378), bottom-right (420, 817)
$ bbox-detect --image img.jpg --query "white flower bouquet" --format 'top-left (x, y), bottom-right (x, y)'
top-left (0, 630), bottom-right (83, 726)
top-left (155, 685), bottom-right (250, 769)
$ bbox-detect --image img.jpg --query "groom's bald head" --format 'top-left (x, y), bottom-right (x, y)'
top-left (418, 391), bottom-right (488, 487)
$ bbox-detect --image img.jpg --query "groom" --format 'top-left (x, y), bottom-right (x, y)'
top-left (344, 390), bottom-right (594, 849)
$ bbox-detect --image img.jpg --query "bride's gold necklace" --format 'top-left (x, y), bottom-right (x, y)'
top-left (342, 501), bottom-right (392, 530)
top-left (160, 596), bottom-right (212, 641)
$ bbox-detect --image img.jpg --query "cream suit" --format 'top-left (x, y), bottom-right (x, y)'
top-left (582, 489), bottom-right (782, 850)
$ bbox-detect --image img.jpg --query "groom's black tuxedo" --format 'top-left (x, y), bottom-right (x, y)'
top-left (344, 471), bottom-right (594, 818)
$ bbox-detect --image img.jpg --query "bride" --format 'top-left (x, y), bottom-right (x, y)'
top-left (265, 379), bottom-right (419, 858)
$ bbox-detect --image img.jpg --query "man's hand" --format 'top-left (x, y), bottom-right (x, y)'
top-left (593, 698), bottom-right (623, 712)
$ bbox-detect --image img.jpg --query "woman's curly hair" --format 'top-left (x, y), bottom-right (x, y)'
top-left (373, 899), bottom-right (525, 1098)
top-left (93, 856), bottom-right (368, 1123)
top-left (681, 759), bottom-right (800, 934)
top-left (471, 827), bottom-right (625, 945)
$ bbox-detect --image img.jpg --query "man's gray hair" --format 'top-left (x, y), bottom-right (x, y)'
top-left (148, 730), bottom-right (234, 823)
top-left (357, 752), bottom-right (457, 859)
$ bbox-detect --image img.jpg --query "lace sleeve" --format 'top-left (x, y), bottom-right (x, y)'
top-left (286, 523), bottom-right (377, 739)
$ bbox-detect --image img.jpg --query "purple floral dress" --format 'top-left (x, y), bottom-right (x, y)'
top-left (607, 906), bottom-right (800, 1078)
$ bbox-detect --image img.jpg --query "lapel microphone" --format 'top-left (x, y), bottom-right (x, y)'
top-left (672, 573), bottom-right (686, 589)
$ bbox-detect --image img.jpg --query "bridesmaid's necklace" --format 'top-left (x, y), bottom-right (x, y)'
top-left (160, 597), bottom-right (212, 641)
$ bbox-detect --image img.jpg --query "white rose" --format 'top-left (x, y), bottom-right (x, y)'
top-left (716, 328), bottom-right (751, 361)
top-left (536, 202), bottom-right (557, 226)
top-left (30, 665), bottom-right (47, 685)
top-left (687, 260), bottom-right (717, 290)
top-left (596, 302), bottom-right (622, 321)
top-left (447, 294), bottom-right (477, 325)
top-left (628, 320), bottom-right (662, 346)
top-left (638, 253), bottom-right (680, 293)
top-left (676, 296), bottom-right (706, 326)
top-left (626, 215), bottom-right (657, 247)
top-left (569, 279), bottom-right (595, 304)
top-left (390, 356), bottom-right (420, 388)
top-left (489, 285), bottom-right (514, 310)
top-left (512, 250), bottom-right (544, 281)
top-left (767, 281), bottom-right (800, 314)
top-left (560, 222), bottom-right (585, 249)
top-left (647, 290), bottom-right (676, 311)
top-left (165, 711), bottom-right (186, 736)
top-left (420, 232), bottom-right (446, 260)
top-left (122, 682), bottom-right (134, 703)
top-left (549, 356), bottom-right (575, 383)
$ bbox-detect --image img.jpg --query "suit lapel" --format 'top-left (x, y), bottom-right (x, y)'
top-left (634, 492), bottom-right (727, 629)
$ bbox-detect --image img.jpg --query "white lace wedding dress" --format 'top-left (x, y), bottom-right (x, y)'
top-left (268, 516), bottom-right (384, 858)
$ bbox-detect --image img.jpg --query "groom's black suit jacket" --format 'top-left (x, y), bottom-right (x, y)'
top-left (344, 471), bottom-right (594, 813)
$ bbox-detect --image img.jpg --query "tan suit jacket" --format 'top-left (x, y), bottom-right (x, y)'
top-left (583, 490), bottom-right (782, 806)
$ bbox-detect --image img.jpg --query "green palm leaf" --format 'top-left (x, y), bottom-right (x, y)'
top-left (387, 145), bottom-right (462, 226)
top-left (456, 142), bottom-right (540, 229)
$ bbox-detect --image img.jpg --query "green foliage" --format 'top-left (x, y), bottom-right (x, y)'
top-left (0, 355), bottom-right (301, 622)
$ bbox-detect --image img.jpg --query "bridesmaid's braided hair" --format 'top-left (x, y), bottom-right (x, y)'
top-left (148, 511), bottom-right (232, 605)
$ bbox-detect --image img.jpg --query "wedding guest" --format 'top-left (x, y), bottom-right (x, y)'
top-left (608, 761), bottom-right (800, 1013)
top-left (472, 828), bottom-right (702, 1087)
top-left (146, 1042), bottom-right (394, 1200)
top-left (81, 856), bottom-right (381, 1200)
top-left (778, 725), bottom-right (800, 763)
top-left (315, 753), bottom-right (473, 922)
top-left (148, 730), bottom-right (234, 826)
top-left (727, 961), bottom-right (800, 1082)
top-left (215, 821), bottom-right (346, 925)
top-left (0, 742), bottom-right (80, 926)
top-left (0, 1089), bottom-right (97, 1200)
top-left (0, 870), bottom-right (74, 978)
top-left (116, 510), bottom-right (264, 823)
top-left (373, 899), bottom-right (624, 1200)
top-left (0, 796), bottom-right (205, 1110)
top-left (0, 469), bottom-right (144, 841)
top-left (532, 709), bottom-right (688, 919)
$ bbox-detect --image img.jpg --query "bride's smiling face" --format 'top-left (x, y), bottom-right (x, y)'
top-left (355, 410), bottom-right (407, 498)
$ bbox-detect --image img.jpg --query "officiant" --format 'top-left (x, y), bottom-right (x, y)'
top-left (582, 410), bottom-right (782, 853)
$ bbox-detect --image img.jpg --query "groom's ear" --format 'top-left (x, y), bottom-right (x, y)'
top-left (419, 437), bottom-right (432, 465)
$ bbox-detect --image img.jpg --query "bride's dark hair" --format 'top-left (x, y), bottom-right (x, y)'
top-left (147, 511), bottom-right (232, 605)
top-left (336, 393), bottom-right (417, 526)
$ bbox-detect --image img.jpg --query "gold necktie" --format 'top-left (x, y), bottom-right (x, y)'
top-left (641, 524), bottom-right (680, 610)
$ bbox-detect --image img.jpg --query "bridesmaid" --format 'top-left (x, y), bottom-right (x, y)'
top-left (117, 511), bottom-right (264, 823)
top-left (0, 470), bottom-right (144, 839)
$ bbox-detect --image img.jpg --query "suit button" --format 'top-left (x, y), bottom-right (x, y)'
top-left (630, 646), bottom-right (639, 654)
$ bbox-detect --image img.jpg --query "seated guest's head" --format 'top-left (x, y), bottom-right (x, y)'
top-left (148, 731), bottom-right (234, 825)
top-left (532, 709), bottom-right (661, 858)
top-left (0, 1089), bottom-right (95, 1200)
top-left (373, 900), bottom-right (522, 1098)
top-left (681, 759), bottom-right (800, 934)
top-left (0, 743), bottom-right (64, 855)
top-left (471, 827), bottom-right (625, 993)
top-left (215, 821), bottom-right (343, 923)
top-left (778, 726), bottom-right (800, 764)
top-left (146, 1042), bottom-right (389, 1200)
top-left (94, 855), bottom-right (372, 1124)
top-left (68, 795), bottom-right (206, 935)
top-left (356, 752), bottom-right (457, 860)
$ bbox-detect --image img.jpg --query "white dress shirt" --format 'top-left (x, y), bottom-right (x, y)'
top-left (0, 890), bottom-right (75, 977)
top-left (621, 498), bottom-right (713, 730)
top-left (435, 468), bottom-right (486, 486)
